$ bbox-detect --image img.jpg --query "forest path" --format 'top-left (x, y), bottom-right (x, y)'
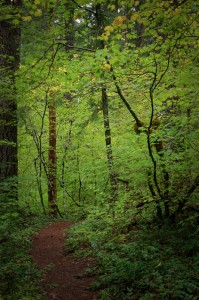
top-left (31, 221), bottom-right (98, 300)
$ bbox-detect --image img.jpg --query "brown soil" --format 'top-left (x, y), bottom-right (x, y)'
top-left (31, 221), bottom-right (99, 300)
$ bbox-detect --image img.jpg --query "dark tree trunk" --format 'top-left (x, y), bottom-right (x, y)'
top-left (95, 4), bottom-right (118, 205)
top-left (46, 4), bottom-right (59, 216)
top-left (48, 99), bottom-right (58, 215)
top-left (101, 86), bottom-right (118, 204)
top-left (0, 0), bottom-right (21, 200)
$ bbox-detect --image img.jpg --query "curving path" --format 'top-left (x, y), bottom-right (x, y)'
top-left (31, 221), bottom-right (98, 300)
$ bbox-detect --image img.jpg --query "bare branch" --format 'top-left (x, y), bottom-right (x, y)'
top-left (71, 0), bottom-right (96, 15)
top-left (57, 42), bottom-right (95, 52)
top-left (109, 65), bottom-right (143, 126)
top-left (154, 33), bottom-right (185, 90)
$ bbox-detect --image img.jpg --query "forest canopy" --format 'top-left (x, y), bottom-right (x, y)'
top-left (12, 0), bottom-right (199, 219)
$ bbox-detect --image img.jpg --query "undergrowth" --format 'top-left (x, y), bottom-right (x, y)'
top-left (0, 205), bottom-right (50, 300)
top-left (66, 209), bottom-right (199, 300)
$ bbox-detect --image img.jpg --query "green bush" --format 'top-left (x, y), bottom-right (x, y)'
top-left (66, 212), bottom-right (199, 300)
top-left (0, 208), bottom-right (46, 299)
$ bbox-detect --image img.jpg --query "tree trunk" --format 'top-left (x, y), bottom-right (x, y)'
top-left (0, 0), bottom-right (21, 200)
top-left (46, 4), bottom-right (58, 216)
top-left (101, 86), bottom-right (118, 204)
top-left (95, 4), bottom-right (118, 206)
top-left (48, 98), bottom-right (58, 215)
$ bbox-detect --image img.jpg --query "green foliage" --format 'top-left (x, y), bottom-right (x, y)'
top-left (97, 227), bottom-right (199, 299)
top-left (65, 207), bottom-right (115, 254)
top-left (12, 0), bottom-right (198, 220)
top-left (67, 213), bottom-right (199, 300)
top-left (20, 3), bottom-right (198, 216)
top-left (1, 0), bottom-right (199, 295)
top-left (0, 0), bottom-right (198, 299)
top-left (0, 208), bottom-right (48, 299)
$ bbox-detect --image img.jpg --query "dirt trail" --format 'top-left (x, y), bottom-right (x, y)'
top-left (31, 221), bottom-right (98, 300)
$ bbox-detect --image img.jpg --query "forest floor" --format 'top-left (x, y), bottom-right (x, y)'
top-left (31, 221), bottom-right (98, 300)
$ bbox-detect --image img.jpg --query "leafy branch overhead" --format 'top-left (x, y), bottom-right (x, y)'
top-left (14, 0), bottom-right (199, 219)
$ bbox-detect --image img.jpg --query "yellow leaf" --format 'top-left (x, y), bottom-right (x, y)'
top-left (108, 4), bottom-right (115, 10)
top-left (35, 9), bottom-right (42, 16)
top-left (22, 16), bottom-right (32, 22)
top-left (104, 25), bottom-right (113, 33)
top-left (114, 16), bottom-right (126, 27)
top-left (104, 63), bottom-right (111, 73)
top-left (99, 34), bottom-right (108, 41)
top-left (131, 13), bottom-right (139, 22)
top-left (116, 33), bottom-right (122, 40)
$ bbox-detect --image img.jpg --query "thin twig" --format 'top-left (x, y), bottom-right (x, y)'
top-left (71, 0), bottom-right (96, 15)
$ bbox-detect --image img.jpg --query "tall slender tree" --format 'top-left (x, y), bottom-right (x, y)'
top-left (46, 2), bottom-right (59, 216)
top-left (47, 0), bottom-right (75, 215)
top-left (95, 3), bottom-right (118, 206)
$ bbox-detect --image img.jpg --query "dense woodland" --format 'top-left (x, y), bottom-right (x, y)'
top-left (0, 0), bottom-right (199, 299)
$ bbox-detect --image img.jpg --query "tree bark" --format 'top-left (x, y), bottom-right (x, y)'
top-left (48, 98), bottom-right (58, 215)
top-left (95, 4), bottom-right (118, 205)
top-left (101, 86), bottom-right (118, 204)
top-left (0, 0), bottom-right (21, 200)
top-left (46, 3), bottom-right (59, 215)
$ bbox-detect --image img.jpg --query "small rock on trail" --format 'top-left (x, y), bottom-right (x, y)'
top-left (31, 221), bottom-right (98, 300)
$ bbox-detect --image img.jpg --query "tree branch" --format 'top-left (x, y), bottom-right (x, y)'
top-left (171, 174), bottom-right (199, 219)
top-left (71, 0), bottom-right (96, 15)
top-left (108, 65), bottom-right (143, 126)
